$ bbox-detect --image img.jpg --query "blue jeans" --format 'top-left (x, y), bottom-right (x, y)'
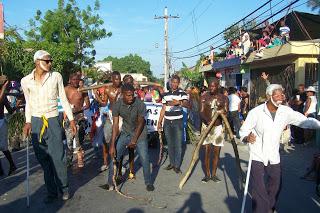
top-left (164, 118), bottom-right (183, 169)
top-left (107, 132), bottom-right (151, 185)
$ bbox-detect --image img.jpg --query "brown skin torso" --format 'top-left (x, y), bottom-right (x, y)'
top-left (65, 85), bottom-right (88, 113)
top-left (104, 85), bottom-right (121, 111)
top-left (200, 92), bottom-right (228, 126)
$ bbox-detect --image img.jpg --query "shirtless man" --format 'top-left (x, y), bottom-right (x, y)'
top-left (200, 80), bottom-right (228, 183)
top-left (0, 80), bottom-right (17, 176)
top-left (94, 71), bottom-right (122, 172)
top-left (64, 73), bottom-right (90, 168)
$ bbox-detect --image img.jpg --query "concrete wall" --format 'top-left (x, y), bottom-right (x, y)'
top-left (294, 57), bottom-right (319, 87)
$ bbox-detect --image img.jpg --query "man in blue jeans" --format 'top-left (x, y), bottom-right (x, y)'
top-left (104, 83), bottom-right (154, 191)
top-left (158, 75), bottom-right (189, 174)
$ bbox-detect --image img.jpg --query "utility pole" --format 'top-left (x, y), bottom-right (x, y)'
top-left (155, 7), bottom-right (179, 90)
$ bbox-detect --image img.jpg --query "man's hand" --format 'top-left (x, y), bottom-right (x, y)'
top-left (245, 132), bottom-right (256, 144)
top-left (69, 120), bottom-right (77, 136)
top-left (127, 140), bottom-right (137, 149)
top-left (23, 123), bottom-right (32, 137)
top-left (261, 72), bottom-right (269, 81)
top-left (3, 80), bottom-right (9, 89)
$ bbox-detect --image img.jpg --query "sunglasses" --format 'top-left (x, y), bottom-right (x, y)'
top-left (39, 59), bottom-right (53, 64)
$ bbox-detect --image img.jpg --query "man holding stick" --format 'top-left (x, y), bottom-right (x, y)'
top-left (239, 84), bottom-right (320, 213)
top-left (199, 80), bottom-right (228, 183)
top-left (105, 83), bottom-right (154, 191)
top-left (64, 73), bottom-right (90, 168)
top-left (21, 50), bottom-right (76, 203)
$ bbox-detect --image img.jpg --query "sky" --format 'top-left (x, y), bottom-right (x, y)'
top-left (1, 0), bottom-right (314, 78)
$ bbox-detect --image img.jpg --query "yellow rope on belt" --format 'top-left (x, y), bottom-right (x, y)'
top-left (39, 116), bottom-right (48, 143)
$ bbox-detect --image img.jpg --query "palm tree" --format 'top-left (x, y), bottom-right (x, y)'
top-left (307, 0), bottom-right (320, 13)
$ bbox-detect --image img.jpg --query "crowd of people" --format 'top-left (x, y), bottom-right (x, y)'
top-left (225, 20), bottom-right (290, 60)
top-left (0, 49), bottom-right (320, 213)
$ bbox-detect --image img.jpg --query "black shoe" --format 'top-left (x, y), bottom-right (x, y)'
top-left (211, 175), bottom-right (221, 183)
top-left (62, 191), bottom-right (70, 201)
top-left (164, 164), bottom-right (174, 170)
top-left (146, 184), bottom-right (155, 192)
top-left (201, 176), bottom-right (211, 183)
top-left (99, 184), bottom-right (114, 191)
top-left (43, 195), bottom-right (58, 204)
top-left (174, 168), bottom-right (182, 174)
top-left (8, 166), bottom-right (17, 176)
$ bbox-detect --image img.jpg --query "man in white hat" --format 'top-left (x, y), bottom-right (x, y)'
top-left (21, 50), bottom-right (76, 203)
top-left (239, 84), bottom-right (320, 213)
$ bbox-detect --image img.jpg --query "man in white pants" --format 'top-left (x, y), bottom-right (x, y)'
top-left (239, 84), bottom-right (320, 213)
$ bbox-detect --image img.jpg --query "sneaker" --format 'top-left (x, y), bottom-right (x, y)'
top-left (201, 176), bottom-right (211, 183)
top-left (164, 164), bottom-right (174, 170)
top-left (211, 175), bottom-right (221, 183)
top-left (99, 184), bottom-right (114, 191)
top-left (62, 191), bottom-right (70, 201)
top-left (43, 195), bottom-right (58, 204)
top-left (99, 164), bottom-right (109, 173)
top-left (174, 168), bottom-right (182, 174)
top-left (8, 166), bottom-right (17, 176)
top-left (146, 184), bottom-right (155, 192)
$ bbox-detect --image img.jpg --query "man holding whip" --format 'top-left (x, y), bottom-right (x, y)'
top-left (239, 84), bottom-right (320, 213)
top-left (21, 50), bottom-right (76, 203)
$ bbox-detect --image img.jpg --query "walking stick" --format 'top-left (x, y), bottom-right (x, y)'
top-left (157, 130), bottom-right (164, 166)
top-left (25, 136), bottom-right (30, 208)
top-left (241, 153), bottom-right (252, 213)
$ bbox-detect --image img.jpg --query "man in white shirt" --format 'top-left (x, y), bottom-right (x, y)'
top-left (228, 87), bottom-right (241, 138)
top-left (21, 50), bottom-right (76, 203)
top-left (241, 31), bottom-right (251, 56)
top-left (239, 84), bottom-right (320, 213)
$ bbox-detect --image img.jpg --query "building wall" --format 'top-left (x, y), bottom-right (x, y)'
top-left (294, 57), bottom-right (319, 87)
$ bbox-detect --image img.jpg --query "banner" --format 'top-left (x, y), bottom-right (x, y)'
top-left (145, 103), bottom-right (162, 132)
top-left (0, 3), bottom-right (4, 39)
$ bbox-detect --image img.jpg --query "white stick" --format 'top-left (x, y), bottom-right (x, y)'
top-left (241, 153), bottom-right (252, 213)
top-left (26, 137), bottom-right (30, 208)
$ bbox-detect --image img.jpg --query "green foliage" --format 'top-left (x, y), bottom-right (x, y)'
top-left (24, 0), bottom-right (110, 80)
top-left (179, 60), bottom-right (204, 87)
top-left (0, 28), bottom-right (34, 80)
top-left (223, 20), bottom-right (258, 43)
top-left (102, 54), bottom-right (156, 81)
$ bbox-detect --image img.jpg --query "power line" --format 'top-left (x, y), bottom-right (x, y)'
top-left (171, 0), bottom-right (300, 59)
top-left (171, 0), bottom-right (273, 54)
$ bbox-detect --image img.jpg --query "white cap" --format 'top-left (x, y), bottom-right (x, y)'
top-left (33, 50), bottom-right (51, 62)
top-left (305, 86), bottom-right (316, 93)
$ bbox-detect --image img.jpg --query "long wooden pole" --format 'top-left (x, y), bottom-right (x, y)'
top-left (78, 81), bottom-right (163, 92)
top-left (179, 111), bottom-right (220, 189)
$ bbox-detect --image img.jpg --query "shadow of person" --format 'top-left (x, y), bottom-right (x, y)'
top-left (176, 192), bottom-right (206, 213)
top-left (126, 208), bottom-right (145, 213)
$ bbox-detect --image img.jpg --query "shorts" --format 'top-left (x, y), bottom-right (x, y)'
top-left (201, 124), bottom-right (225, 146)
top-left (0, 119), bottom-right (8, 151)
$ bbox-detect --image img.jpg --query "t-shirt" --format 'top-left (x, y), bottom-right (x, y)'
top-left (228, 94), bottom-right (241, 112)
top-left (162, 89), bottom-right (188, 120)
top-left (241, 32), bottom-right (250, 47)
top-left (112, 98), bottom-right (147, 141)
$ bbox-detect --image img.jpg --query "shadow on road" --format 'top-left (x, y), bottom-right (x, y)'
top-left (176, 192), bottom-right (205, 213)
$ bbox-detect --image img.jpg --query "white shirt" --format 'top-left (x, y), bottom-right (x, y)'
top-left (239, 103), bottom-right (320, 166)
top-left (21, 70), bottom-right (74, 123)
top-left (228, 94), bottom-right (241, 112)
top-left (304, 96), bottom-right (317, 115)
top-left (241, 32), bottom-right (250, 47)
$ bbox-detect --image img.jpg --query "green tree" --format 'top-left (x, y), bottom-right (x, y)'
top-left (307, 0), bottom-right (320, 13)
top-left (0, 28), bottom-right (34, 80)
top-left (25, 0), bottom-right (111, 79)
top-left (102, 54), bottom-right (156, 81)
top-left (179, 57), bottom-right (204, 87)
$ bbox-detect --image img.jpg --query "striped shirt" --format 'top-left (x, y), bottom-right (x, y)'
top-left (21, 70), bottom-right (74, 123)
top-left (162, 89), bottom-right (188, 120)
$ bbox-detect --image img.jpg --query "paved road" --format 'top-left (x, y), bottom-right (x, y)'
top-left (0, 140), bottom-right (319, 213)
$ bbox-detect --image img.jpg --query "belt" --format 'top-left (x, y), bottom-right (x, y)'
top-left (39, 116), bottom-right (48, 143)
